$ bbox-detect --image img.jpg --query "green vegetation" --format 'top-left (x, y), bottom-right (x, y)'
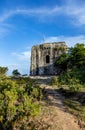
top-left (0, 71), bottom-right (42, 130)
top-left (54, 43), bottom-right (85, 90)
top-left (0, 66), bottom-right (8, 76)
top-left (52, 43), bottom-right (85, 122)
top-left (64, 99), bottom-right (85, 122)
top-left (56, 43), bottom-right (85, 70)
top-left (0, 43), bottom-right (85, 129)
top-left (12, 69), bottom-right (21, 76)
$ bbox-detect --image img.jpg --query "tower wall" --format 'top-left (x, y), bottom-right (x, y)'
top-left (30, 42), bottom-right (67, 75)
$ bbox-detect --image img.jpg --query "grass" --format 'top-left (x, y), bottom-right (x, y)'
top-left (64, 99), bottom-right (85, 122)
top-left (57, 85), bottom-right (85, 123)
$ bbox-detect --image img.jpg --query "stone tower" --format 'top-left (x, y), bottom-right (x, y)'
top-left (30, 42), bottom-right (67, 76)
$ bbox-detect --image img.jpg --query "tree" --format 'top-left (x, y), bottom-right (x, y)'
top-left (55, 53), bottom-right (69, 72)
top-left (0, 66), bottom-right (8, 76)
top-left (12, 69), bottom-right (21, 76)
top-left (55, 43), bottom-right (85, 72)
top-left (69, 43), bottom-right (85, 68)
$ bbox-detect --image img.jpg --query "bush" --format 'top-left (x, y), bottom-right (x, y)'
top-left (58, 70), bottom-right (84, 92)
top-left (0, 78), bottom-right (41, 130)
top-left (67, 78), bottom-right (82, 92)
top-left (51, 77), bottom-right (59, 86)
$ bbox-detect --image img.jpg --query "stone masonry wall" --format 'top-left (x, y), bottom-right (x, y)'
top-left (30, 42), bottom-right (67, 76)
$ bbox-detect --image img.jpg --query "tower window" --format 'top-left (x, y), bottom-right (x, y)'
top-left (46, 55), bottom-right (50, 63)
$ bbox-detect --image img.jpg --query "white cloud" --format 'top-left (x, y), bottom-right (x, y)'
top-left (0, 22), bottom-right (16, 38)
top-left (0, 6), bottom-right (63, 37)
top-left (8, 64), bottom-right (20, 70)
top-left (12, 50), bottom-right (31, 61)
top-left (17, 6), bottom-right (62, 16)
top-left (0, 1), bottom-right (85, 25)
top-left (0, 6), bottom-right (62, 22)
top-left (45, 35), bottom-right (85, 47)
top-left (7, 63), bottom-right (30, 75)
top-left (0, 10), bottom-right (17, 22)
top-left (65, 4), bottom-right (85, 25)
top-left (8, 49), bottom-right (31, 75)
top-left (0, 0), bottom-right (85, 40)
top-left (18, 3), bottom-right (85, 26)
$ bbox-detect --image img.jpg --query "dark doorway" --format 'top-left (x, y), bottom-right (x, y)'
top-left (46, 55), bottom-right (50, 63)
top-left (36, 67), bottom-right (39, 75)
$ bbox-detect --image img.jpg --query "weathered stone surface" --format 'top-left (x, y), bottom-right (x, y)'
top-left (30, 42), bottom-right (67, 76)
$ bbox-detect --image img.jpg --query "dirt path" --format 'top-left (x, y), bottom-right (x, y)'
top-left (40, 84), bottom-right (82, 130)
top-left (31, 76), bottom-right (83, 130)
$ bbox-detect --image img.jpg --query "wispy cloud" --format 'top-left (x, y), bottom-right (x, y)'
top-left (7, 63), bottom-right (30, 75)
top-left (45, 35), bottom-right (85, 47)
top-left (12, 50), bottom-right (31, 61)
top-left (17, 6), bottom-right (62, 16)
top-left (11, 50), bottom-right (31, 74)
top-left (0, 6), bottom-right (63, 37)
top-left (0, 22), bottom-right (16, 38)
top-left (65, 4), bottom-right (85, 25)
top-left (0, 11), bottom-right (14, 22)
top-left (0, 1), bottom-right (85, 25)
top-left (0, 6), bottom-right (62, 22)
top-left (0, 0), bottom-right (85, 39)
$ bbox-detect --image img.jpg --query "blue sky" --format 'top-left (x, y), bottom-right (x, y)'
top-left (0, 0), bottom-right (85, 75)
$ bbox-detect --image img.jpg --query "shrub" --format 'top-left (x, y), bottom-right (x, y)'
top-left (0, 78), bottom-right (41, 130)
top-left (51, 77), bottom-right (59, 86)
top-left (67, 78), bottom-right (82, 92)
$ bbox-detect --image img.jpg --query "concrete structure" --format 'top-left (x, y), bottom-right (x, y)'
top-left (30, 42), bottom-right (67, 76)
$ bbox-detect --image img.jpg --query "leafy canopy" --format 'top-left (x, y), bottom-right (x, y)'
top-left (12, 69), bottom-right (21, 76)
top-left (0, 66), bottom-right (8, 76)
top-left (55, 43), bottom-right (85, 72)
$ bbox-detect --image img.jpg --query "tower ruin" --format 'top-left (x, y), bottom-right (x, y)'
top-left (30, 42), bottom-right (67, 76)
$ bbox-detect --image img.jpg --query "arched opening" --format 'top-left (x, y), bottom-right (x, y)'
top-left (46, 55), bottom-right (50, 64)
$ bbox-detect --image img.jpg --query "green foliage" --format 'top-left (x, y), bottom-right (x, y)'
top-left (51, 77), bottom-right (59, 86)
top-left (0, 77), bottom-right (41, 130)
top-left (12, 69), bottom-right (21, 76)
top-left (58, 70), bottom-right (84, 92)
top-left (54, 43), bottom-right (85, 92)
top-left (67, 78), bottom-right (82, 92)
top-left (55, 43), bottom-right (85, 72)
top-left (0, 66), bottom-right (8, 76)
top-left (25, 82), bottom-right (42, 100)
top-left (68, 43), bottom-right (85, 68)
top-left (59, 68), bottom-right (85, 84)
top-left (55, 53), bottom-right (68, 72)
top-left (64, 99), bottom-right (85, 121)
